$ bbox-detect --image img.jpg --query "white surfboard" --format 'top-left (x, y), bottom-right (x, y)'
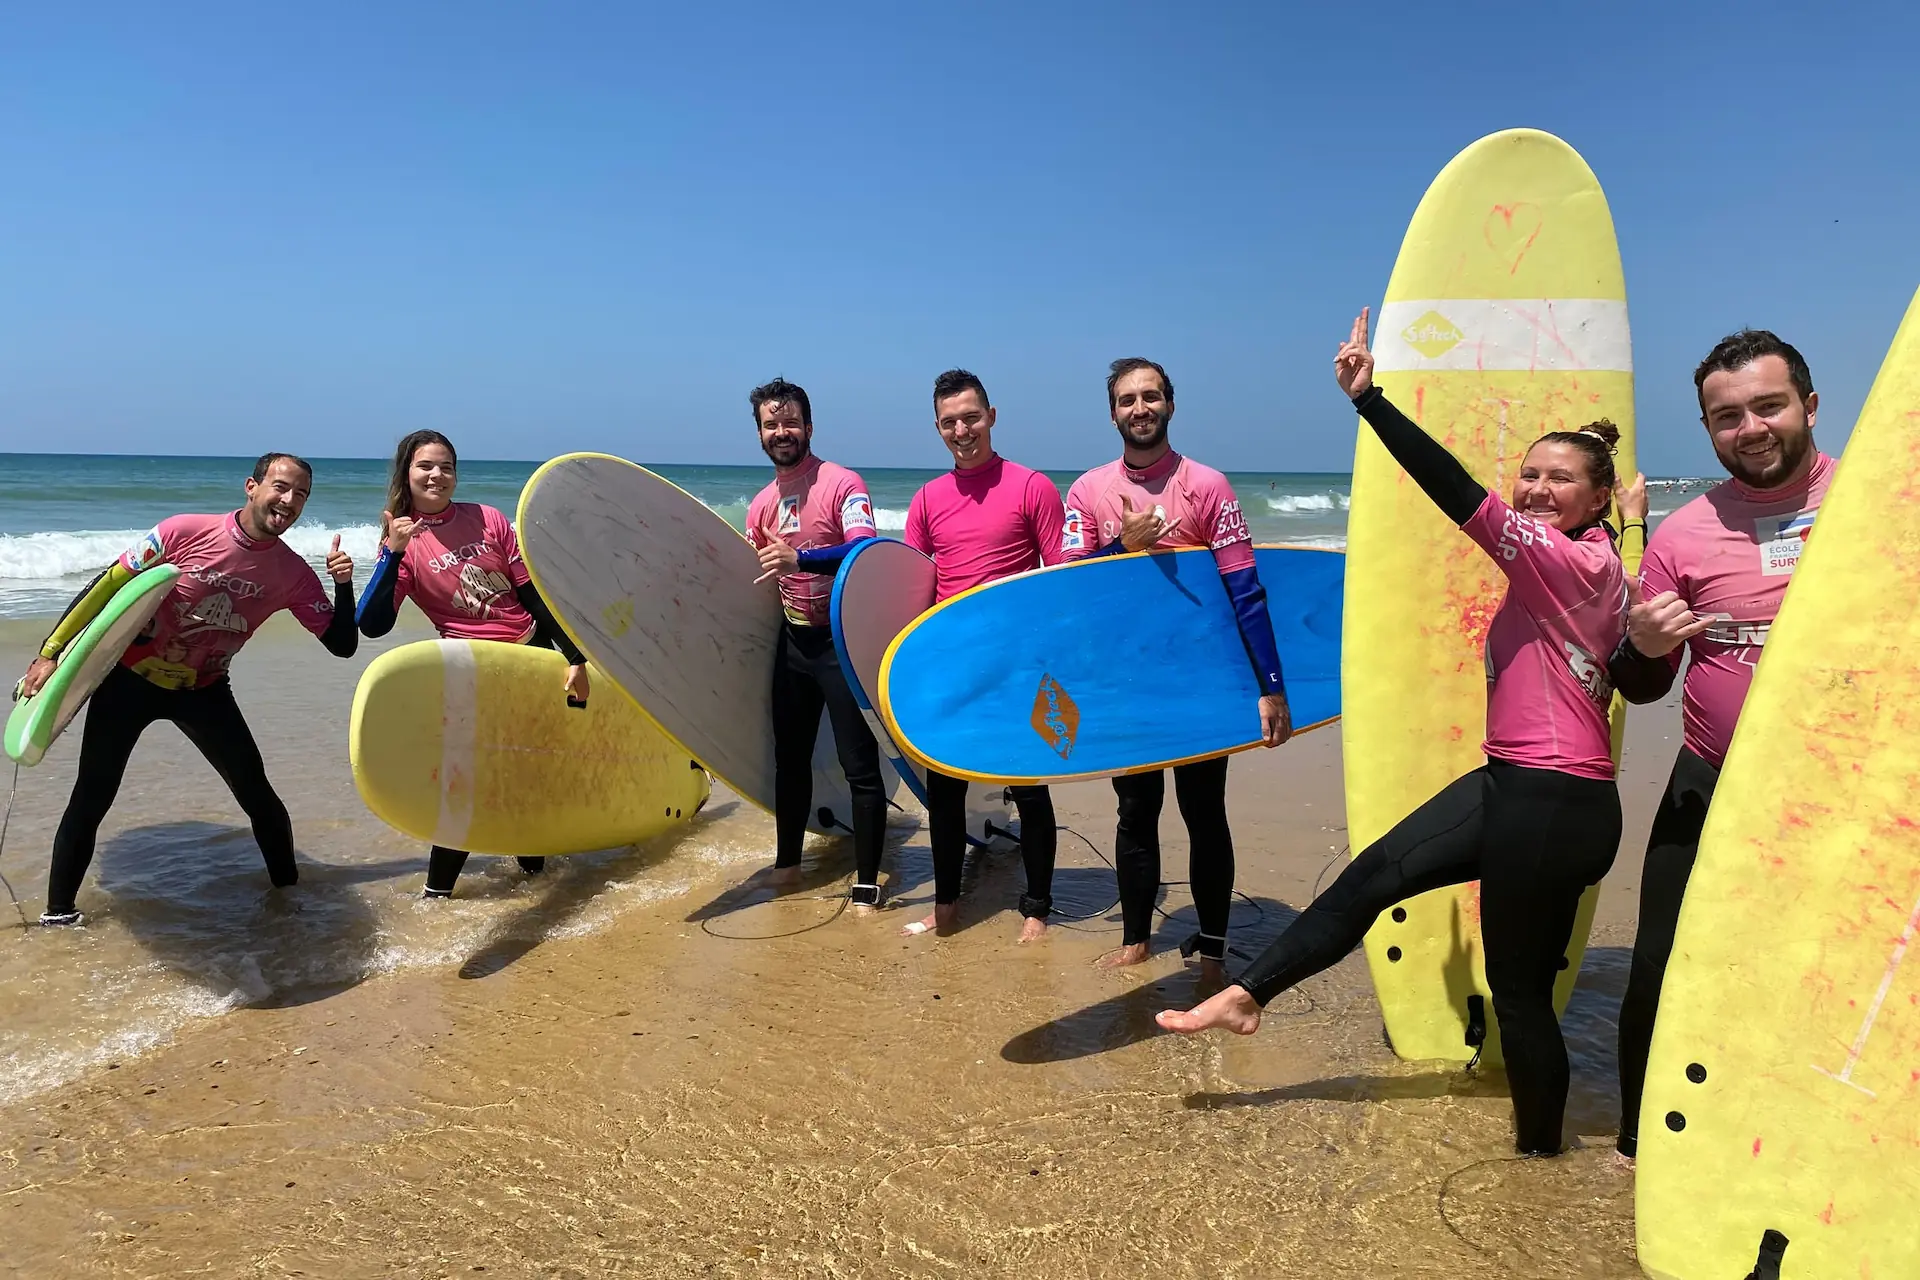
top-left (515, 453), bottom-right (901, 838)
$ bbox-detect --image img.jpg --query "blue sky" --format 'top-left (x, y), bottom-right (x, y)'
top-left (2, 2), bottom-right (1914, 474)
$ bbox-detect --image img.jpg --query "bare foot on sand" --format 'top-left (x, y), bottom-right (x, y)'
top-left (1097, 942), bottom-right (1150, 969)
top-left (1018, 916), bottom-right (1048, 944)
top-left (902, 903), bottom-right (959, 937)
top-left (767, 864), bottom-right (802, 887)
top-left (851, 902), bottom-right (877, 918)
top-left (1195, 956), bottom-right (1229, 989)
top-left (1609, 1150), bottom-right (1635, 1172)
top-left (1155, 984), bottom-right (1262, 1036)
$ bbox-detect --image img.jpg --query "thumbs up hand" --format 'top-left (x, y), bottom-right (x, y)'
top-left (753, 513), bottom-right (800, 585)
top-left (325, 533), bottom-right (355, 584)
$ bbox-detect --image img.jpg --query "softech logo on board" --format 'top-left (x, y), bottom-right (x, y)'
top-left (1402, 310), bottom-right (1464, 358)
top-left (1030, 674), bottom-right (1080, 760)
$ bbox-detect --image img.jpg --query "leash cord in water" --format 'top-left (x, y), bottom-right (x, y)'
top-left (0, 760), bottom-right (28, 927)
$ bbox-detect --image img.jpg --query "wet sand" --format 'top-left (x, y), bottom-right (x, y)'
top-left (0, 622), bottom-right (1685, 1278)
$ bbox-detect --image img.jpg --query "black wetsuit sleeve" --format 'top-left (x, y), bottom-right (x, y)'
top-left (321, 582), bottom-right (359, 657)
top-left (1350, 385), bottom-right (1486, 526)
top-left (1607, 637), bottom-right (1679, 704)
top-left (355, 545), bottom-right (402, 637)
top-left (516, 582), bottom-right (587, 666)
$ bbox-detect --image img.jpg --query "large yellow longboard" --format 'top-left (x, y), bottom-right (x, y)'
top-left (1346, 128), bottom-right (1637, 1064)
top-left (350, 639), bottom-right (709, 857)
top-left (1635, 287), bottom-right (1920, 1280)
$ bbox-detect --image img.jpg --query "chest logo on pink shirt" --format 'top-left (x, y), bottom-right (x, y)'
top-left (776, 497), bottom-right (802, 537)
top-left (1756, 509), bottom-right (1815, 577)
top-left (452, 563), bottom-right (514, 618)
top-left (1030, 674), bottom-right (1080, 760)
top-left (174, 591), bottom-right (250, 639)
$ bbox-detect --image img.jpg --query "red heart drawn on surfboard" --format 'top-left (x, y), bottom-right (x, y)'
top-left (1485, 202), bottom-right (1544, 275)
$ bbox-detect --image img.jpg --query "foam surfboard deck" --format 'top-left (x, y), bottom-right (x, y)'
top-left (348, 639), bottom-right (709, 857)
top-left (515, 453), bottom-right (900, 837)
top-left (877, 545), bottom-right (1342, 785)
top-left (6, 565), bottom-right (181, 767)
top-left (1634, 285), bottom-right (1920, 1280)
top-left (1346, 128), bottom-right (1637, 1065)
top-left (829, 537), bottom-right (1015, 847)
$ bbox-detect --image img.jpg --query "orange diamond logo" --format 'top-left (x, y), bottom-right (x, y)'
top-left (1030, 673), bottom-right (1079, 760)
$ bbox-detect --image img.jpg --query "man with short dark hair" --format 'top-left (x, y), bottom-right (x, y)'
top-left (1607, 330), bottom-right (1836, 1160)
top-left (900, 369), bottom-right (1065, 942)
top-left (1062, 357), bottom-right (1293, 981)
top-left (742, 378), bottom-right (889, 908)
top-left (15, 454), bottom-right (359, 925)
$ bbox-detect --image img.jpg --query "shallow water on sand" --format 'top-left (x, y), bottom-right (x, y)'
top-left (0, 614), bottom-right (1674, 1276)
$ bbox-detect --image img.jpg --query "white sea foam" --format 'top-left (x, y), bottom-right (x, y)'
top-left (1264, 492), bottom-right (1351, 514)
top-left (0, 523), bottom-right (388, 580)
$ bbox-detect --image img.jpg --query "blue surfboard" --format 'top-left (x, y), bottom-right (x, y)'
top-left (830, 538), bottom-right (1014, 848)
top-left (878, 545), bottom-right (1343, 785)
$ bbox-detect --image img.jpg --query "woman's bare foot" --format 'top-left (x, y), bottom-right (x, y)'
top-left (851, 902), bottom-right (877, 918)
top-left (1195, 956), bottom-right (1229, 989)
top-left (901, 902), bottom-right (959, 937)
top-left (1096, 942), bottom-right (1150, 969)
top-left (1017, 916), bottom-right (1048, 944)
top-left (767, 864), bottom-right (802, 887)
top-left (1155, 984), bottom-right (1262, 1036)
top-left (1609, 1150), bottom-right (1635, 1172)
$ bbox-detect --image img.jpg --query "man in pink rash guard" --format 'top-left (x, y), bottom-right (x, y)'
top-left (1061, 357), bottom-right (1294, 981)
top-left (1159, 310), bottom-right (1631, 1159)
top-left (16, 454), bottom-right (360, 926)
top-left (739, 378), bottom-right (887, 909)
top-left (899, 368), bottom-right (1065, 943)
top-left (1607, 330), bottom-right (1836, 1161)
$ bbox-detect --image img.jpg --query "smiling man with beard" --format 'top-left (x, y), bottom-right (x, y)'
top-left (1061, 357), bottom-right (1292, 983)
top-left (15, 454), bottom-right (359, 926)
top-left (741, 378), bottom-right (887, 909)
top-left (1605, 330), bottom-right (1837, 1163)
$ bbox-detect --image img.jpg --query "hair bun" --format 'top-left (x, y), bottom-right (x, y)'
top-left (1576, 417), bottom-right (1621, 451)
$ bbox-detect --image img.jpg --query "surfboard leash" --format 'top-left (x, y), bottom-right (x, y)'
top-left (0, 759), bottom-right (27, 928)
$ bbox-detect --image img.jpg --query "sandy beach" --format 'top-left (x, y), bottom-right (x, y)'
top-left (0, 619), bottom-right (1685, 1278)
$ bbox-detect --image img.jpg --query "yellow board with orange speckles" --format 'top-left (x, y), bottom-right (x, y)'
top-left (1344, 129), bottom-right (1637, 1066)
top-left (1635, 286), bottom-right (1920, 1280)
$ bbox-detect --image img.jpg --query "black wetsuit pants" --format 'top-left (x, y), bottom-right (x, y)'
top-left (926, 770), bottom-right (1057, 919)
top-left (1236, 759), bottom-right (1621, 1155)
top-left (770, 622), bottom-right (887, 897)
top-left (1614, 747), bottom-right (1719, 1158)
top-left (47, 666), bottom-right (298, 915)
top-left (1113, 757), bottom-right (1234, 960)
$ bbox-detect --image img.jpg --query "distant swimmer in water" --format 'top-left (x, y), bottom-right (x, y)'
top-left (900, 369), bottom-right (1065, 942)
top-left (16, 454), bottom-right (359, 925)
top-left (739, 378), bottom-right (888, 910)
top-left (355, 430), bottom-right (588, 898)
top-left (1159, 310), bottom-right (1639, 1157)
top-left (1606, 331), bottom-right (1835, 1165)
top-left (1060, 357), bottom-right (1292, 983)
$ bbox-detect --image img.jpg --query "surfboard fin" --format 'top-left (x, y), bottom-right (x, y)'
top-left (1744, 1230), bottom-right (1789, 1280)
top-left (1463, 994), bottom-right (1488, 1072)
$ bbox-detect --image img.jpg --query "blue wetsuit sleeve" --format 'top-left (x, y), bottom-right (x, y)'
top-left (1222, 565), bottom-right (1286, 697)
top-left (515, 582), bottom-right (588, 666)
top-left (321, 581), bottom-right (359, 657)
top-left (795, 542), bottom-right (856, 573)
top-left (355, 545), bottom-right (401, 637)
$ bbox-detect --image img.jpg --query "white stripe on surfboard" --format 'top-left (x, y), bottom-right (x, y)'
top-left (434, 639), bottom-right (477, 850)
top-left (1373, 299), bottom-right (1631, 374)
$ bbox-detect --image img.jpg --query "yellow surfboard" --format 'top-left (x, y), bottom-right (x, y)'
top-left (1635, 287), bottom-right (1920, 1280)
top-left (1345, 128), bottom-right (1638, 1064)
top-left (349, 639), bottom-right (710, 857)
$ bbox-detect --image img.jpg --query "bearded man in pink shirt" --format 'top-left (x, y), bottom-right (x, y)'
top-left (1062, 358), bottom-right (1293, 983)
top-left (741, 379), bottom-right (888, 909)
top-left (1606, 330), bottom-right (1837, 1162)
top-left (15, 454), bottom-right (360, 926)
top-left (900, 369), bottom-right (1066, 943)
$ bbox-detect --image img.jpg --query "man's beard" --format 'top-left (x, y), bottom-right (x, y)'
top-left (1116, 412), bottom-right (1168, 453)
top-left (763, 438), bottom-right (809, 467)
top-left (1715, 428), bottom-right (1810, 489)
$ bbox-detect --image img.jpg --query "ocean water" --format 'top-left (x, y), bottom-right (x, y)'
top-left (0, 453), bottom-right (1356, 620)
